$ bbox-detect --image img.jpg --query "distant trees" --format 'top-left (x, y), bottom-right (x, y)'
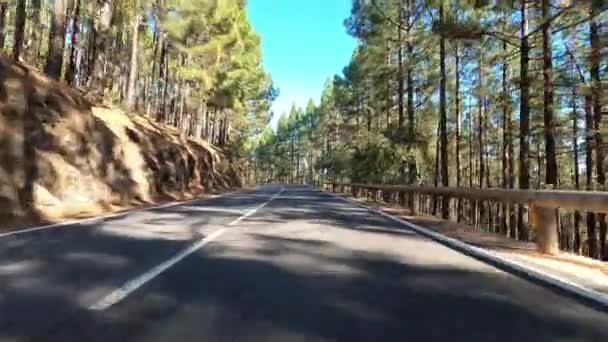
top-left (252, 0), bottom-right (608, 260)
top-left (1, 0), bottom-right (274, 149)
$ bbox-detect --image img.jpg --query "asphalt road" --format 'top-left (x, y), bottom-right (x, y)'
top-left (1, 186), bottom-right (607, 341)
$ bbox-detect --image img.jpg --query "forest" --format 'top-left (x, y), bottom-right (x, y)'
top-left (1, 0), bottom-right (274, 148)
top-left (252, 0), bottom-right (608, 260)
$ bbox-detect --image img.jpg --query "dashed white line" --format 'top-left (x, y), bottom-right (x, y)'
top-left (89, 188), bottom-right (284, 311)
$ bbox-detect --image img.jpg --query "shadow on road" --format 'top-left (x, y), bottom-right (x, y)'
top-left (1, 188), bottom-right (607, 341)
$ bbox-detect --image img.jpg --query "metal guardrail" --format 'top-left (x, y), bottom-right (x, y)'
top-left (324, 182), bottom-right (608, 255)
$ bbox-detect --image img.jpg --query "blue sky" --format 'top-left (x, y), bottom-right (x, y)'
top-left (247, 0), bottom-right (356, 126)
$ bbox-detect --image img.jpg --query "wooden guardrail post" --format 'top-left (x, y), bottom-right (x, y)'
top-left (409, 191), bottom-right (417, 216)
top-left (530, 205), bottom-right (559, 255)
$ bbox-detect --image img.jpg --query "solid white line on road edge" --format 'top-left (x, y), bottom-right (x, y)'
top-left (0, 191), bottom-right (242, 239)
top-left (322, 189), bottom-right (608, 311)
top-left (89, 188), bottom-right (284, 311)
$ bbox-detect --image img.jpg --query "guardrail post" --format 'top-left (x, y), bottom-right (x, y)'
top-left (409, 192), bottom-right (417, 216)
top-left (398, 191), bottom-right (406, 206)
top-left (530, 205), bottom-right (559, 255)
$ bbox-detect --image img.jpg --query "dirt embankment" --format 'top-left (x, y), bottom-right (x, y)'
top-left (0, 56), bottom-right (244, 232)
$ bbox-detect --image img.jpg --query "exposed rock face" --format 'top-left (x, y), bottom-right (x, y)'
top-left (0, 57), bottom-right (243, 230)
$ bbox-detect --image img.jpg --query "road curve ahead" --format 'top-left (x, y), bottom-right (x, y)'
top-left (1, 186), bottom-right (607, 341)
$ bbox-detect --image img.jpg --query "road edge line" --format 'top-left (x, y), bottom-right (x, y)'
top-left (322, 189), bottom-right (608, 312)
top-left (89, 187), bottom-right (284, 311)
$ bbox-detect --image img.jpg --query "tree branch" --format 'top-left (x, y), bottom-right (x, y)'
top-left (525, 7), bottom-right (571, 38)
top-left (370, 0), bottom-right (407, 32)
top-left (552, 8), bottom-right (608, 35)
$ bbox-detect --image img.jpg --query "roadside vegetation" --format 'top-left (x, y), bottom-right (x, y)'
top-left (252, 0), bottom-right (608, 260)
top-left (0, 0), bottom-right (273, 230)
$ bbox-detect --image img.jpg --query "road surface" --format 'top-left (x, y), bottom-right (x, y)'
top-left (1, 186), bottom-right (607, 341)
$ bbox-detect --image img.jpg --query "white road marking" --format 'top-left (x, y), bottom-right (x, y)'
top-left (89, 188), bottom-right (284, 311)
top-left (0, 192), bottom-right (238, 239)
top-left (322, 189), bottom-right (608, 310)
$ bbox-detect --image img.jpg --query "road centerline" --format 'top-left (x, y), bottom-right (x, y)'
top-left (88, 188), bottom-right (284, 311)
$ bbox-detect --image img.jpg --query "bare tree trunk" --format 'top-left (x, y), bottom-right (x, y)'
top-left (157, 40), bottom-right (169, 122)
top-left (13, 0), bottom-right (26, 61)
top-left (87, 27), bottom-right (97, 83)
top-left (565, 43), bottom-right (590, 255)
top-left (518, 0), bottom-right (531, 241)
top-left (0, 2), bottom-right (9, 50)
top-left (501, 37), bottom-right (511, 236)
top-left (571, 87), bottom-right (582, 254)
top-left (590, 2), bottom-right (605, 260)
top-left (433, 121), bottom-right (440, 217)
top-left (478, 51), bottom-right (485, 229)
top-left (455, 43), bottom-right (462, 222)
top-left (66, 0), bottom-right (81, 84)
top-left (397, 5), bottom-right (404, 128)
top-left (584, 93), bottom-right (597, 259)
top-left (405, 0), bottom-right (417, 184)
top-left (542, 0), bottom-right (558, 187)
top-left (45, 0), bottom-right (68, 79)
top-left (438, 3), bottom-right (449, 220)
top-left (28, 0), bottom-right (42, 60)
top-left (126, 0), bottom-right (140, 111)
top-left (468, 97), bottom-right (475, 226)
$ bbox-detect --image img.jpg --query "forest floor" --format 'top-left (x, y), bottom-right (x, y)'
top-left (0, 56), bottom-right (245, 234)
top-left (335, 193), bottom-right (608, 295)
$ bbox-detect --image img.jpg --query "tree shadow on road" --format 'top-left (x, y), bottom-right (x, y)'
top-left (1, 188), bottom-right (607, 342)
top-left (39, 233), bottom-right (608, 342)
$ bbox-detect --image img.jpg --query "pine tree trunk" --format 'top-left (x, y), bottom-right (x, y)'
top-left (0, 2), bottom-right (9, 50)
top-left (584, 92), bottom-right (597, 258)
top-left (478, 52), bottom-right (485, 229)
top-left (454, 43), bottom-right (461, 222)
top-left (438, 3), bottom-right (449, 220)
top-left (45, 0), bottom-right (68, 79)
top-left (87, 27), bottom-right (97, 84)
top-left (590, 1), bottom-right (605, 260)
top-left (158, 40), bottom-right (169, 122)
top-left (518, 0), bottom-right (531, 241)
top-left (66, 0), bottom-right (81, 85)
top-left (433, 121), bottom-right (440, 217)
top-left (501, 37), bottom-right (511, 236)
top-left (290, 136), bottom-right (295, 183)
top-left (13, 0), bottom-right (26, 61)
top-left (397, 6), bottom-right (404, 128)
top-left (469, 99), bottom-right (475, 226)
top-left (405, 0), bottom-right (417, 184)
top-left (26, 0), bottom-right (42, 64)
top-left (571, 88), bottom-right (582, 254)
top-left (542, 0), bottom-right (558, 186)
top-left (126, 1), bottom-right (140, 111)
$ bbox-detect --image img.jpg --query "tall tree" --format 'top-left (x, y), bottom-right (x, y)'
top-left (590, 0), bottom-right (605, 260)
top-left (27, 0), bottom-right (43, 63)
top-left (542, 0), bottom-right (557, 186)
top-left (518, 0), bottom-right (530, 241)
top-left (455, 42), bottom-right (462, 221)
top-left (438, 2), bottom-right (449, 219)
top-left (13, 0), bottom-right (26, 61)
top-left (66, 0), bottom-right (82, 84)
top-left (126, 0), bottom-right (141, 110)
top-left (0, 2), bottom-right (8, 50)
top-left (45, 0), bottom-right (69, 79)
